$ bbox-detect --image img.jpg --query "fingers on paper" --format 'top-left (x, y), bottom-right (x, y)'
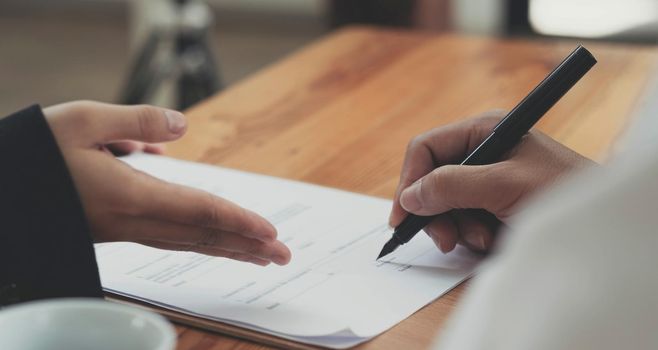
top-left (423, 214), bottom-right (458, 253)
top-left (126, 218), bottom-right (291, 265)
top-left (132, 178), bottom-right (279, 243)
top-left (450, 210), bottom-right (495, 252)
top-left (137, 239), bottom-right (272, 266)
top-left (424, 211), bottom-right (497, 254)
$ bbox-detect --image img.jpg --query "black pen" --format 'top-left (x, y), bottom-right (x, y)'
top-left (377, 45), bottom-right (597, 260)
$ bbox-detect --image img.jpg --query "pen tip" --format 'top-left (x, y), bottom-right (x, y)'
top-left (376, 250), bottom-right (387, 260)
top-left (376, 239), bottom-right (398, 260)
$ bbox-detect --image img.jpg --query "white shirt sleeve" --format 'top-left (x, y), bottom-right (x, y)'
top-left (434, 134), bottom-right (658, 350)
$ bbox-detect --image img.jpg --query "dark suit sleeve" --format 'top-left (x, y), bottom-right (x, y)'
top-left (0, 105), bottom-right (102, 306)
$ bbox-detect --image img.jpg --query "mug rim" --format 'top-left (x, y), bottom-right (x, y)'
top-left (0, 297), bottom-right (176, 350)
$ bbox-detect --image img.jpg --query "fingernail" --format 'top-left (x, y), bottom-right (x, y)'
top-left (400, 184), bottom-right (422, 212)
top-left (273, 254), bottom-right (289, 265)
top-left (464, 231), bottom-right (487, 251)
top-left (164, 110), bottom-right (186, 134)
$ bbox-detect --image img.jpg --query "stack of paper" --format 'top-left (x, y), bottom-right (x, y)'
top-left (96, 154), bottom-right (481, 348)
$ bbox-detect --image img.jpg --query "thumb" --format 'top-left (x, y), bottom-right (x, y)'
top-left (66, 102), bottom-right (187, 145)
top-left (399, 163), bottom-right (514, 217)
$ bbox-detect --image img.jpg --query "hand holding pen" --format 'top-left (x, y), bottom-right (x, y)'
top-left (380, 46), bottom-right (597, 259)
top-left (387, 112), bottom-right (595, 254)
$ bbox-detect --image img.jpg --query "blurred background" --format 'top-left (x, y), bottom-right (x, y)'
top-left (0, 0), bottom-right (656, 116)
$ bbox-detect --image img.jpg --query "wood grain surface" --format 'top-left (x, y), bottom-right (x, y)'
top-left (159, 26), bottom-right (658, 349)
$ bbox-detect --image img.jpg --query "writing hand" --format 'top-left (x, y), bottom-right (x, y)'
top-left (389, 110), bottom-right (594, 253)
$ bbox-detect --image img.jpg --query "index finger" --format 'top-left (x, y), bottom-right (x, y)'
top-left (131, 174), bottom-right (278, 242)
top-left (389, 111), bottom-right (505, 227)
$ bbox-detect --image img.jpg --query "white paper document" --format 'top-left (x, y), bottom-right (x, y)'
top-left (95, 154), bottom-right (481, 348)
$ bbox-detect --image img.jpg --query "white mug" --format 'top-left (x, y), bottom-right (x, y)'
top-left (0, 298), bottom-right (176, 350)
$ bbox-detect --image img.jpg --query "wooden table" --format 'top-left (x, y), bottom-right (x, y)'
top-left (165, 27), bottom-right (658, 349)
